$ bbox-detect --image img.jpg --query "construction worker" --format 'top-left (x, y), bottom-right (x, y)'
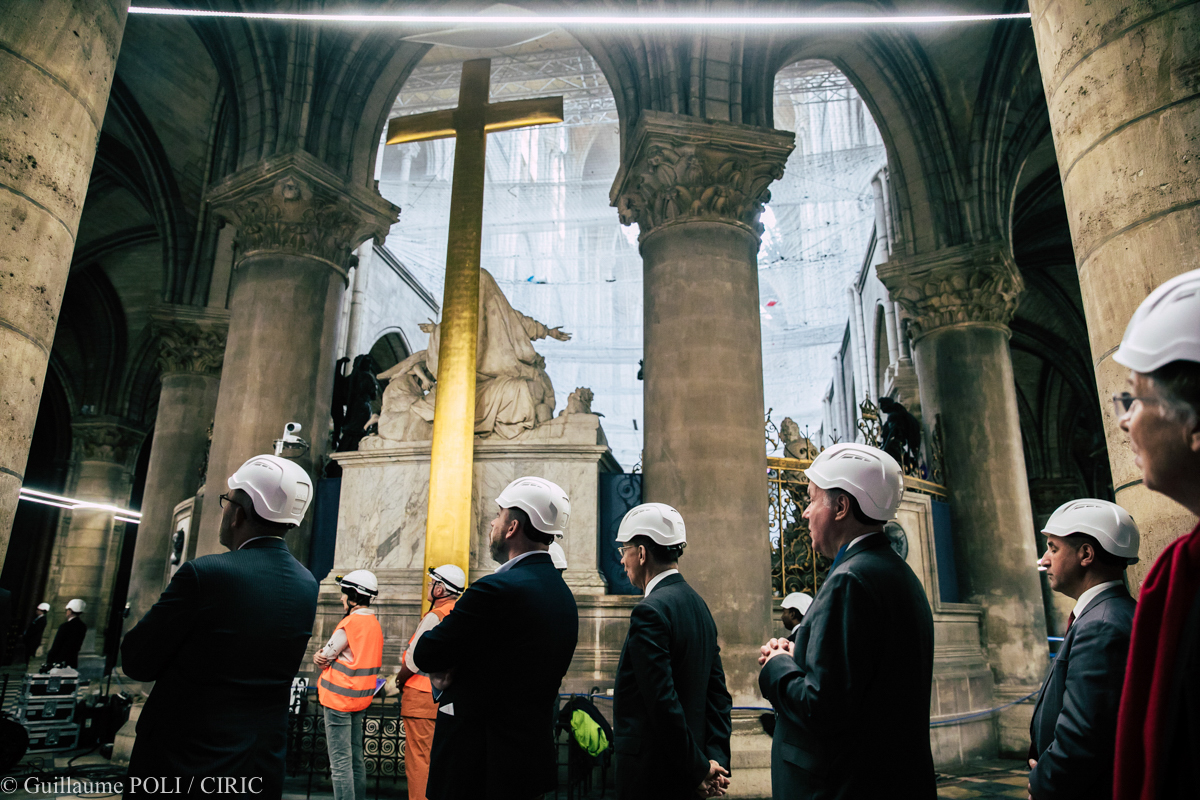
top-left (549, 541), bottom-right (568, 573)
top-left (396, 564), bottom-right (465, 800)
top-left (780, 592), bottom-right (813, 644)
top-left (1110, 268), bottom-right (1200, 800)
top-left (123, 453), bottom-right (319, 798)
top-left (758, 443), bottom-right (935, 800)
top-left (613, 502), bottom-right (733, 799)
top-left (1028, 500), bottom-right (1139, 800)
top-left (412, 476), bottom-right (579, 800)
top-left (45, 599), bottom-right (87, 669)
top-left (314, 570), bottom-right (384, 800)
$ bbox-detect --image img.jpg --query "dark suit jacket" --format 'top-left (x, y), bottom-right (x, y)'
top-left (1029, 584), bottom-right (1134, 800)
top-left (24, 614), bottom-right (47, 661)
top-left (759, 534), bottom-right (935, 800)
top-left (413, 552), bottom-right (578, 800)
top-left (612, 573), bottom-right (732, 800)
top-left (46, 616), bottom-right (87, 668)
top-left (122, 538), bottom-right (318, 798)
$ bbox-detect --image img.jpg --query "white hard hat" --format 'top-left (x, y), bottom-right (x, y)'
top-left (227, 454), bottom-right (313, 527)
top-left (617, 503), bottom-right (687, 546)
top-left (65, 599), bottom-right (86, 613)
top-left (429, 564), bottom-right (466, 595)
top-left (804, 443), bottom-right (904, 521)
top-left (1042, 499), bottom-right (1140, 563)
top-left (548, 541), bottom-right (568, 570)
top-left (495, 477), bottom-right (570, 537)
top-left (1114, 268), bottom-right (1200, 373)
top-left (782, 592), bottom-right (813, 615)
top-left (338, 569), bottom-right (379, 598)
top-left (37, 603), bottom-right (50, 611)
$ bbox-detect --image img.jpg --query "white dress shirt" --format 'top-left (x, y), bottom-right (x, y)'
top-left (644, 568), bottom-right (679, 596)
top-left (494, 549), bottom-right (544, 574)
top-left (1072, 579), bottom-right (1124, 620)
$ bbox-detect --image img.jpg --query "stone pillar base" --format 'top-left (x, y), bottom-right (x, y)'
top-left (727, 711), bottom-right (773, 799)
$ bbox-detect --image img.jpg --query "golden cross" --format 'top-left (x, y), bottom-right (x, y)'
top-left (387, 59), bottom-right (563, 608)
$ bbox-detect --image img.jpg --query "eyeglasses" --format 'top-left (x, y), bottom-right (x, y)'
top-left (616, 544), bottom-right (640, 557)
top-left (219, 493), bottom-right (247, 512)
top-left (1112, 392), bottom-right (1157, 417)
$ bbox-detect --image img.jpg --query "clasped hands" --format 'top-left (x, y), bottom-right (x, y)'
top-left (758, 637), bottom-right (794, 666)
top-left (695, 760), bottom-right (730, 798)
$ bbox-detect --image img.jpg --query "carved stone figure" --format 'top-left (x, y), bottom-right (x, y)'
top-left (879, 397), bottom-right (921, 466)
top-left (366, 269), bottom-right (570, 444)
top-left (560, 388), bottom-right (595, 416)
top-left (335, 354), bottom-right (382, 452)
top-left (779, 417), bottom-right (818, 460)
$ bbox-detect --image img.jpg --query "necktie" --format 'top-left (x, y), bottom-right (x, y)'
top-left (1066, 612), bottom-right (1075, 632)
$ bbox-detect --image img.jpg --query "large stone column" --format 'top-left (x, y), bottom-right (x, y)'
top-left (612, 111), bottom-right (793, 704)
top-left (194, 153), bottom-right (397, 562)
top-left (1029, 0), bottom-right (1200, 580)
top-left (880, 242), bottom-right (1048, 752)
top-left (50, 421), bottom-right (144, 663)
top-left (124, 314), bottom-right (226, 627)
top-left (0, 0), bottom-right (129, 564)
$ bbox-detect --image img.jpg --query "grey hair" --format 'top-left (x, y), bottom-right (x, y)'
top-left (1147, 361), bottom-right (1200, 424)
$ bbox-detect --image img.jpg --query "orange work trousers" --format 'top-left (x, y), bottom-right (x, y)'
top-left (401, 684), bottom-right (438, 800)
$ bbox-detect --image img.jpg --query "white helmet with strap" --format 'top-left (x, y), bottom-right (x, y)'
top-left (65, 599), bottom-right (86, 613)
top-left (1114, 268), bottom-right (1200, 372)
top-left (617, 503), bottom-right (687, 546)
top-left (338, 570), bottom-right (379, 598)
top-left (495, 477), bottom-right (571, 537)
top-left (227, 454), bottom-right (313, 527)
top-left (782, 592), bottom-right (813, 615)
top-left (429, 564), bottom-right (466, 595)
top-left (1042, 499), bottom-right (1140, 564)
top-left (804, 443), bottom-right (904, 521)
top-left (548, 541), bottom-right (568, 570)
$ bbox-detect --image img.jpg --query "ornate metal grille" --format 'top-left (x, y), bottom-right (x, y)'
top-left (285, 688), bottom-right (407, 798)
top-left (768, 455), bottom-right (832, 597)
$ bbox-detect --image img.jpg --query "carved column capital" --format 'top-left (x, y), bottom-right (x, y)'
top-left (72, 421), bottom-right (145, 466)
top-left (207, 151), bottom-right (399, 277)
top-left (153, 320), bottom-right (228, 377)
top-left (610, 111), bottom-right (795, 243)
top-left (877, 242), bottom-right (1024, 343)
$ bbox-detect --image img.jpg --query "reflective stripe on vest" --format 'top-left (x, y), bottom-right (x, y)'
top-left (318, 611), bottom-right (384, 712)
top-left (404, 598), bottom-right (457, 693)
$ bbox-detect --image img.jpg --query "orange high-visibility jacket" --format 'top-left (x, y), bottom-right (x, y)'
top-left (404, 599), bottom-right (457, 693)
top-left (319, 611), bottom-right (384, 712)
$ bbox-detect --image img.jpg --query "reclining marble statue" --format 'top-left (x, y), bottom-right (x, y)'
top-left (367, 268), bottom-right (571, 445)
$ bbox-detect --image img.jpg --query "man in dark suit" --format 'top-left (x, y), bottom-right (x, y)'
top-left (122, 454), bottom-right (318, 798)
top-left (780, 592), bottom-right (812, 645)
top-left (46, 598), bottom-right (87, 668)
top-left (612, 502), bottom-right (732, 800)
top-left (1029, 499), bottom-right (1140, 800)
top-left (23, 602), bottom-right (49, 664)
top-left (759, 443), bottom-right (935, 800)
top-left (413, 476), bottom-right (578, 800)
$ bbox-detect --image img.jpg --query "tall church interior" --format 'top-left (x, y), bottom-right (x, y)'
top-left (2, 0), bottom-right (1197, 793)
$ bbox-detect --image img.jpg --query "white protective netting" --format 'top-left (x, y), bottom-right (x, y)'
top-left (379, 51), bottom-right (883, 469)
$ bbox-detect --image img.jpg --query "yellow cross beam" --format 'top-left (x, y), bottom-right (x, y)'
top-left (387, 59), bottom-right (563, 610)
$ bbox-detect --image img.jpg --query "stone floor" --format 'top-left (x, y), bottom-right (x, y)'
top-left (935, 761), bottom-right (1032, 799)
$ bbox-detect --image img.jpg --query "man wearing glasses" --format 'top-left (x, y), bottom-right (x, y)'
top-left (612, 502), bottom-right (733, 799)
top-left (1108, 268), bottom-right (1200, 800)
top-left (122, 454), bottom-right (319, 798)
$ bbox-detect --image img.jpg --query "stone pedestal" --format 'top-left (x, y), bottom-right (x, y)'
top-left (319, 414), bottom-right (616, 667)
top-left (194, 152), bottom-right (397, 563)
top-left (125, 313), bottom-right (226, 628)
top-left (48, 421), bottom-right (144, 659)
top-left (880, 242), bottom-right (1048, 754)
top-left (1029, 0), bottom-right (1200, 582)
top-left (0, 0), bottom-right (128, 562)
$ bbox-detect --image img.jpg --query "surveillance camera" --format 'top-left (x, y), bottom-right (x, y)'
top-left (274, 421), bottom-right (310, 457)
top-left (285, 422), bottom-right (302, 435)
